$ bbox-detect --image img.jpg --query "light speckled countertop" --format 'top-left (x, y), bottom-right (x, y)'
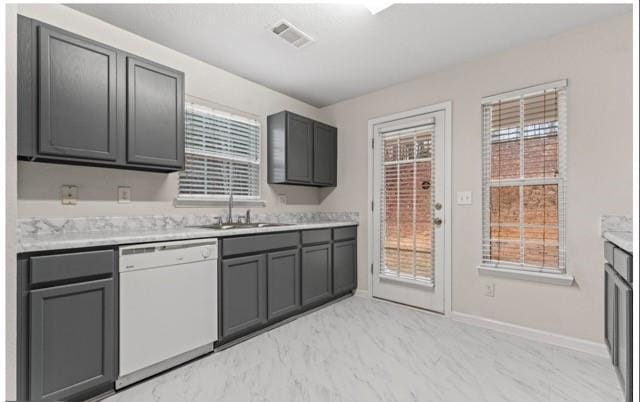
top-left (17, 221), bottom-right (358, 253)
top-left (602, 231), bottom-right (633, 254)
top-left (601, 215), bottom-right (632, 253)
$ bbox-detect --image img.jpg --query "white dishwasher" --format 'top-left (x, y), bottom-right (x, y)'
top-left (117, 239), bottom-right (218, 389)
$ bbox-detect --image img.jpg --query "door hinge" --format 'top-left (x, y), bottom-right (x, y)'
top-left (371, 264), bottom-right (373, 274)
top-left (371, 200), bottom-right (374, 211)
top-left (371, 138), bottom-right (374, 148)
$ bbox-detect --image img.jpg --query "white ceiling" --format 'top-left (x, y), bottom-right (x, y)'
top-left (68, 3), bottom-right (630, 107)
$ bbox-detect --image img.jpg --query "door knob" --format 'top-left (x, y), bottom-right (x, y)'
top-left (433, 217), bottom-right (443, 227)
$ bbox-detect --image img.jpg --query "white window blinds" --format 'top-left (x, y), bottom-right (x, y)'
top-left (481, 80), bottom-right (567, 273)
top-left (179, 102), bottom-right (261, 199)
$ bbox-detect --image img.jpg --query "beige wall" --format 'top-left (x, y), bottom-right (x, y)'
top-left (16, 4), bottom-right (330, 219)
top-left (5, 4), bottom-right (19, 399)
top-left (321, 13), bottom-right (633, 342)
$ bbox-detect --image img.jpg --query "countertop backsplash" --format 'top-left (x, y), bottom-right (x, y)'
top-left (17, 211), bottom-right (359, 237)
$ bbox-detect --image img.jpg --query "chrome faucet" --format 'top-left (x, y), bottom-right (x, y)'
top-left (226, 194), bottom-right (233, 224)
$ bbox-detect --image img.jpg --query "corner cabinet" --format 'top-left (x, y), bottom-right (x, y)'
top-left (18, 249), bottom-right (117, 402)
top-left (267, 111), bottom-right (337, 187)
top-left (603, 241), bottom-right (633, 402)
top-left (17, 16), bottom-right (185, 172)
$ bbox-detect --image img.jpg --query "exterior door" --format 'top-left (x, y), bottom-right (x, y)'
top-left (372, 110), bottom-right (446, 312)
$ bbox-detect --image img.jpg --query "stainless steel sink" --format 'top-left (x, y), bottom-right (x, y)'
top-left (191, 222), bottom-right (290, 230)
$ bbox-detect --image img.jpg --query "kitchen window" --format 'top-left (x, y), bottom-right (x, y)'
top-left (176, 101), bottom-right (263, 206)
top-left (479, 80), bottom-right (571, 283)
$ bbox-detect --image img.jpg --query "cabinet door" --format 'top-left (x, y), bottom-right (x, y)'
top-left (313, 122), bottom-right (337, 186)
top-left (29, 279), bottom-right (114, 401)
top-left (38, 26), bottom-right (117, 161)
top-left (126, 56), bottom-right (184, 168)
top-left (286, 113), bottom-right (313, 183)
top-left (221, 254), bottom-right (267, 339)
top-left (333, 240), bottom-right (356, 295)
top-left (267, 249), bottom-right (300, 321)
top-left (615, 277), bottom-right (632, 400)
top-left (301, 244), bottom-right (332, 306)
top-left (605, 264), bottom-right (616, 359)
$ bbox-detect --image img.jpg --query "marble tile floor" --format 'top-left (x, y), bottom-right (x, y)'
top-left (105, 296), bottom-right (623, 402)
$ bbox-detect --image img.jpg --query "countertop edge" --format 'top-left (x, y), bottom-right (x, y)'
top-left (602, 231), bottom-right (633, 254)
top-left (17, 221), bottom-right (359, 254)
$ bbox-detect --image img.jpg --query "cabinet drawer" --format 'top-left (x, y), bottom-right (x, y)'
top-left (604, 241), bottom-right (615, 265)
top-left (302, 229), bottom-right (331, 245)
top-left (30, 250), bottom-right (115, 286)
top-left (333, 226), bottom-right (357, 241)
top-left (613, 248), bottom-right (632, 284)
top-left (222, 232), bottom-right (299, 257)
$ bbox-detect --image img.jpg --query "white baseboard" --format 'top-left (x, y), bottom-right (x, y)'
top-left (450, 311), bottom-right (608, 358)
top-left (354, 289), bottom-right (370, 298)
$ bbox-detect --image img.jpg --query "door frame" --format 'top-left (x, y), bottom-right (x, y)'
top-left (366, 101), bottom-right (452, 316)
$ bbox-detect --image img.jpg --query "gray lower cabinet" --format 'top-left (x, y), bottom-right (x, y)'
top-left (603, 242), bottom-right (633, 402)
top-left (614, 276), bottom-right (632, 399)
top-left (333, 240), bottom-right (356, 295)
top-left (19, 248), bottom-right (116, 402)
top-left (29, 279), bottom-right (114, 401)
top-left (301, 244), bottom-right (333, 306)
top-left (221, 254), bottom-right (267, 339)
top-left (267, 249), bottom-right (300, 320)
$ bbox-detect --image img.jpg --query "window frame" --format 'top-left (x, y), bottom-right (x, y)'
top-left (479, 80), bottom-right (569, 278)
top-left (175, 97), bottom-right (265, 207)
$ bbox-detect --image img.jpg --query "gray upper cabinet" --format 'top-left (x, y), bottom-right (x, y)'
top-left (37, 26), bottom-right (118, 162)
top-left (17, 16), bottom-right (184, 172)
top-left (126, 57), bottom-right (184, 168)
top-left (268, 111), bottom-right (337, 187)
top-left (301, 243), bottom-right (333, 306)
top-left (221, 254), bottom-right (267, 339)
top-left (313, 122), bottom-right (337, 186)
top-left (286, 113), bottom-right (314, 183)
top-left (29, 279), bottom-right (114, 401)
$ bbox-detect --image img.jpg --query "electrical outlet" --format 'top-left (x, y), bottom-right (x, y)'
top-left (118, 186), bottom-right (132, 203)
top-left (457, 191), bottom-right (472, 205)
top-left (278, 195), bottom-right (287, 205)
top-left (61, 185), bottom-right (78, 205)
top-left (483, 283), bottom-right (495, 297)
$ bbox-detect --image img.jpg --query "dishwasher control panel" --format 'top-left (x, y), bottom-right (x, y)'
top-left (119, 239), bottom-right (218, 272)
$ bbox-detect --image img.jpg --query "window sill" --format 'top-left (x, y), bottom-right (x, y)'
top-left (174, 197), bottom-right (266, 208)
top-left (477, 264), bottom-right (574, 286)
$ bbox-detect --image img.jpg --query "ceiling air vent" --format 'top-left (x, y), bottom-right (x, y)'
top-left (272, 20), bottom-right (314, 49)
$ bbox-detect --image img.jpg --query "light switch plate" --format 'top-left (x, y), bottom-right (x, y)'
top-left (118, 186), bottom-right (132, 203)
top-left (483, 283), bottom-right (495, 297)
top-left (61, 185), bottom-right (78, 205)
top-left (457, 191), bottom-right (472, 205)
